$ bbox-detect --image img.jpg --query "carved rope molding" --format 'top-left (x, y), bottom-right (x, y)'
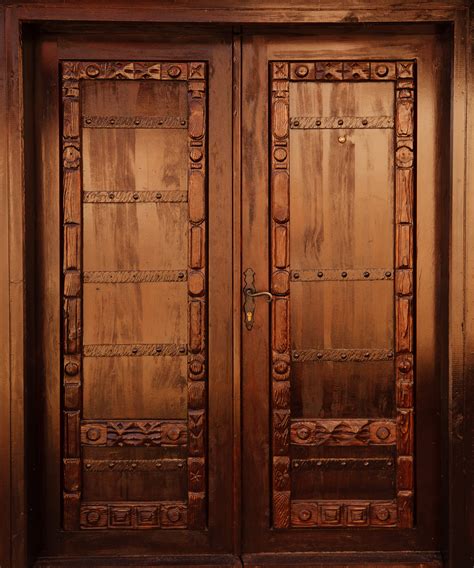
top-left (61, 60), bottom-right (208, 531)
top-left (270, 60), bottom-right (415, 530)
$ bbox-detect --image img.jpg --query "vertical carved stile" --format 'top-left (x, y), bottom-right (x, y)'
top-left (394, 62), bottom-right (415, 528)
top-left (271, 62), bottom-right (291, 528)
top-left (62, 66), bottom-right (82, 530)
top-left (187, 62), bottom-right (207, 529)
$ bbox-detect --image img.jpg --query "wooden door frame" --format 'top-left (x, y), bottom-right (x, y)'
top-left (0, 2), bottom-right (471, 567)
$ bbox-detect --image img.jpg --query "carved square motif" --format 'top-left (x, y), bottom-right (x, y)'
top-left (343, 62), bottom-right (370, 80)
top-left (273, 62), bottom-right (289, 79)
top-left (80, 505), bottom-right (107, 529)
top-left (290, 63), bottom-right (315, 80)
top-left (370, 501), bottom-right (398, 526)
top-left (109, 506), bottom-right (133, 528)
top-left (291, 502), bottom-right (319, 527)
top-left (370, 62), bottom-right (396, 80)
top-left (347, 504), bottom-right (369, 526)
top-left (397, 62), bottom-right (414, 79)
top-left (315, 62), bottom-right (344, 81)
top-left (80, 423), bottom-right (107, 446)
top-left (137, 506), bottom-right (159, 527)
top-left (161, 504), bottom-right (187, 528)
top-left (319, 503), bottom-right (343, 525)
top-left (188, 62), bottom-right (205, 79)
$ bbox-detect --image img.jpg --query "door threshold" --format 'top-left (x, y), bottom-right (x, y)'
top-left (34, 554), bottom-right (242, 568)
top-left (241, 552), bottom-right (443, 567)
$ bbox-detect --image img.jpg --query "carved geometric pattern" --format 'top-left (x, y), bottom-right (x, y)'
top-left (61, 60), bottom-right (208, 530)
top-left (186, 63), bottom-right (207, 530)
top-left (290, 500), bottom-right (398, 528)
top-left (83, 270), bottom-right (188, 283)
top-left (290, 116), bottom-right (394, 129)
top-left (83, 459), bottom-right (186, 472)
top-left (80, 502), bottom-right (187, 529)
top-left (394, 65), bottom-right (415, 528)
top-left (83, 190), bottom-right (187, 203)
top-left (82, 116), bottom-right (187, 129)
top-left (270, 62), bottom-right (291, 528)
top-left (82, 343), bottom-right (188, 357)
top-left (290, 268), bottom-right (394, 282)
top-left (287, 61), bottom-right (413, 82)
top-left (80, 420), bottom-right (188, 447)
top-left (290, 419), bottom-right (396, 446)
top-left (291, 348), bottom-right (394, 363)
top-left (271, 60), bottom-right (415, 529)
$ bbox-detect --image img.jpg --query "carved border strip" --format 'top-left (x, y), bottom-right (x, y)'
top-left (291, 419), bottom-right (396, 447)
top-left (280, 60), bottom-right (415, 82)
top-left (290, 268), bottom-right (393, 282)
top-left (290, 116), bottom-right (394, 129)
top-left (271, 60), bottom-right (415, 530)
top-left (270, 62), bottom-right (291, 528)
top-left (83, 190), bottom-right (187, 203)
top-left (81, 420), bottom-right (188, 447)
top-left (62, 67), bottom-right (82, 531)
top-left (62, 61), bottom-right (205, 81)
top-left (83, 270), bottom-right (188, 283)
top-left (291, 348), bottom-right (394, 362)
top-left (82, 343), bottom-right (187, 357)
top-left (80, 501), bottom-right (187, 530)
top-left (186, 64), bottom-right (207, 530)
top-left (83, 459), bottom-right (186, 472)
top-left (82, 116), bottom-right (187, 129)
top-left (394, 65), bottom-right (415, 529)
top-left (61, 60), bottom-right (208, 531)
top-left (291, 500), bottom-right (398, 528)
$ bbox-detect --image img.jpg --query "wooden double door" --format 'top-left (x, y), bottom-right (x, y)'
top-left (31, 24), bottom-right (449, 565)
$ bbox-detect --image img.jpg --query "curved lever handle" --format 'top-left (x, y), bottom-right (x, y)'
top-left (245, 289), bottom-right (273, 303)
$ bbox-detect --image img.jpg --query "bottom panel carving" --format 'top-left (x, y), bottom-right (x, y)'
top-left (290, 500), bottom-right (397, 528)
top-left (80, 501), bottom-right (187, 529)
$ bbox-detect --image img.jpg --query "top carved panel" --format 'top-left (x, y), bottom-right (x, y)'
top-left (62, 61), bottom-right (206, 81)
top-left (272, 61), bottom-right (415, 81)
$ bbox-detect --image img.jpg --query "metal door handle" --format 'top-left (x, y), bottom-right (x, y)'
top-left (243, 268), bottom-right (273, 330)
top-left (245, 289), bottom-right (273, 303)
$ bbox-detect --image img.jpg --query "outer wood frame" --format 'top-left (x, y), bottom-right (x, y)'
top-left (0, 2), bottom-right (471, 567)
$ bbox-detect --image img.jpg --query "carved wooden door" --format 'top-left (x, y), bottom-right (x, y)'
top-left (242, 29), bottom-right (446, 556)
top-left (35, 29), bottom-right (234, 557)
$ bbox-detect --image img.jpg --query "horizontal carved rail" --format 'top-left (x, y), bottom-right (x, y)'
top-left (83, 270), bottom-right (187, 283)
top-left (285, 60), bottom-right (414, 82)
top-left (83, 190), bottom-right (187, 203)
top-left (291, 499), bottom-right (397, 527)
top-left (291, 268), bottom-right (393, 282)
top-left (81, 501), bottom-right (187, 529)
top-left (82, 115), bottom-right (187, 128)
top-left (292, 458), bottom-right (394, 470)
top-left (63, 61), bottom-right (205, 81)
top-left (81, 420), bottom-right (188, 447)
top-left (291, 348), bottom-right (394, 362)
top-left (291, 419), bottom-right (396, 446)
top-left (83, 458), bottom-right (186, 472)
top-left (290, 116), bottom-right (394, 129)
top-left (83, 343), bottom-right (188, 357)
